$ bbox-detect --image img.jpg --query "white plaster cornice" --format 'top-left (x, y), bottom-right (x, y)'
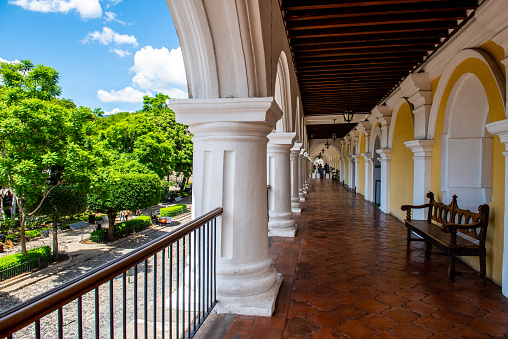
top-left (376, 148), bottom-right (392, 161)
top-left (404, 140), bottom-right (434, 157)
top-left (267, 132), bottom-right (297, 146)
top-left (169, 97), bottom-right (282, 128)
top-left (476, 0), bottom-right (508, 35)
top-left (361, 152), bottom-right (372, 161)
top-left (291, 142), bottom-right (303, 153)
top-left (486, 119), bottom-right (508, 144)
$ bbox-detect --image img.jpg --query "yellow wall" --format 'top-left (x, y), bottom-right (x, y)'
top-left (390, 102), bottom-right (414, 221)
top-left (345, 144), bottom-right (350, 183)
top-left (430, 57), bottom-right (505, 284)
top-left (358, 134), bottom-right (366, 195)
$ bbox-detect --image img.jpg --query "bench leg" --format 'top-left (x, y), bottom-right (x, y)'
top-left (424, 241), bottom-right (432, 261)
top-left (448, 256), bottom-right (456, 282)
top-left (406, 229), bottom-right (411, 246)
top-left (480, 255), bottom-right (486, 283)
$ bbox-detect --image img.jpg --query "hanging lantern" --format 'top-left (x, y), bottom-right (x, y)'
top-left (343, 81), bottom-right (354, 123)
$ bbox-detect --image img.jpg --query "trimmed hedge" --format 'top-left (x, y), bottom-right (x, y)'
top-left (160, 204), bottom-right (188, 217)
top-left (89, 215), bottom-right (151, 242)
top-left (25, 227), bottom-right (52, 238)
top-left (0, 246), bottom-right (52, 271)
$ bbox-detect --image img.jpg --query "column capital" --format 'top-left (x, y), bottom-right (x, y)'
top-left (169, 97), bottom-right (282, 132)
top-left (291, 142), bottom-right (303, 153)
top-left (351, 154), bottom-right (361, 162)
top-left (267, 132), bottom-right (296, 146)
top-left (404, 139), bottom-right (434, 157)
top-left (487, 119), bottom-right (508, 144)
top-left (376, 148), bottom-right (392, 161)
top-left (361, 153), bottom-right (372, 161)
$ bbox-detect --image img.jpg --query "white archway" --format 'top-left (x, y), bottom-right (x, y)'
top-left (275, 52), bottom-right (292, 132)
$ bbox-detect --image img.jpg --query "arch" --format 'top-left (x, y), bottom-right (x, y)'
top-left (429, 49), bottom-right (506, 284)
top-left (388, 98), bottom-right (413, 149)
top-left (390, 101), bottom-right (415, 221)
top-left (441, 73), bottom-right (493, 209)
top-left (372, 134), bottom-right (382, 205)
top-left (295, 97), bottom-right (302, 141)
top-left (428, 49), bottom-right (506, 139)
top-left (275, 51), bottom-right (292, 132)
top-left (370, 123), bottom-right (382, 159)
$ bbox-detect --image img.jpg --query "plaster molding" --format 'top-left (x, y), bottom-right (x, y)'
top-left (404, 140), bottom-right (435, 158)
top-left (361, 153), bottom-right (372, 161)
top-left (376, 148), bottom-right (393, 161)
top-left (267, 132), bottom-right (296, 146)
top-left (486, 119), bottom-right (508, 144)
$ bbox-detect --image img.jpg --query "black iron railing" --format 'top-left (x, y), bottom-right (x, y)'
top-left (0, 208), bottom-right (222, 339)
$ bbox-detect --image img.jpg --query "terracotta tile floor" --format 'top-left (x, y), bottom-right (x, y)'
top-left (225, 179), bottom-right (508, 338)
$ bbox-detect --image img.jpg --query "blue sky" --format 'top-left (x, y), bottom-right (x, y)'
top-left (0, 0), bottom-right (187, 115)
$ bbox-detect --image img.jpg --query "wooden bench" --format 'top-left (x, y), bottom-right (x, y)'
top-left (401, 192), bottom-right (489, 282)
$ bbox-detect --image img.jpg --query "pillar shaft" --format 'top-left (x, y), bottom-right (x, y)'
top-left (405, 140), bottom-right (434, 220)
top-left (298, 151), bottom-right (305, 201)
top-left (290, 143), bottom-right (302, 213)
top-left (169, 97), bottom-right (282, 315)
top-left (376, 149), bottom-right (392, 214)
top-left (267, 132), bottom-right (297, 237)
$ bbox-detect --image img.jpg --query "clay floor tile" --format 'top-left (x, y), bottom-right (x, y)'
top-left (395, 288), bottom-right (427, 301)
top-left (405, 300), bottom-right (439, 315)
top-left (468, 317), bottom-right (508, 337)
top-left (390, 323), bottom-right (433, 338)
top-left (309, 284), bottom-right (338, 296)
top-left (335, 319), bottom-right (375, 339)
top-left (311, 267), bottom-right (335, 275)
top-left (252, 315), bottom-right (287, 329)
top-left (353, 286), bottom-right (383, 299)
top-left (354, 298), bottom-right (390, 314)
top-left (306, 327), bottom-right (347, 339)
top-left (309, 310), bottom-right (344, 328)
top-left (227, 317), bottom-right (254, 335)
top-left (246, 327), bottom-right (284, 339)
top-left (375, 293), bottom-right (408, 307)
top-left (367, 332), bottom-right (399, 339)
top-left (308, 297), bottom-right (339, 311)
top-left (389, 278), bottom-right (418, 289)
top-left (291, 290), bottom-right (317, 303)
top-left (383, 307), bottom-right (420, 323)
top-left (329, 281), bottom-right (359, 292)
top-left (333, 291), bottom-right (364, 305)
top-left (451, 303), bottom-right (490, 318)
top-left (432, 309), bottom-right (473, 325)
top-left (412, 314), bottom-right (454, 334)
top-left (446, 324), bottom-right (492, 339)
top-left (485, 309), bottom-right (508, 325)
top-left (330, 305), bottom-right (369, 320)
top-left (345, 267), bottom-right (371, 276)
top-left (470, 296), bottom-right (506, 311)
top-left (422, 295), bottom-right (459, 309)
top-left (285, 316), bottom-right (319, 336)
top-left (288, 301), bottom-right (318, 317)
top-left (312, 274), bottom-right (337, 285)
top-left (360, 314), bottom-right (399, 331)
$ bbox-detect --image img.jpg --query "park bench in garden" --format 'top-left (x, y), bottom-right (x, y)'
top-left (401, 192), bottom-right (489, 282)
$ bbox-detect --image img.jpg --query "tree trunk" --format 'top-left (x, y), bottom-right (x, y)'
top-left (18, 200), bottom-right (27, 256)
top-left (107, 211), bottom-right (117, 242)
top-left (0, 190), bottom-right (5, 221)
top-left (52, 216), bottom-right (59, 261)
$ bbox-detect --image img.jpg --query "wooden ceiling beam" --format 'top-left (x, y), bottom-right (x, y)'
top-left (281, 0), bottom-right (452, 11)
top-left (293, 46), bottom-right (432, 58)
top-left (291, 39), bottom-right (437, 53)
top-left (291, 32), bottom-right (445, 47)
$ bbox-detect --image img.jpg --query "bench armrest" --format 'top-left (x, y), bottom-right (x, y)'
top-left (401, 204), bottom-right (430, 221)
top-left (441, 222), bottom-right (485, 232)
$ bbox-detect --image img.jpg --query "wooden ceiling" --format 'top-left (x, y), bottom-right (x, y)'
top-left (280, 0), bottom-right (479, 139)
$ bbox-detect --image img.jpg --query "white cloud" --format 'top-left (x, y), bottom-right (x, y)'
top-left (97, 45), bottom-right (188, 103)
top-left (131, 46), bottom-right (187, 91)
top-left (104, 11), bottom-right (126, 25)
top-left (82, 27), bottom-right (138, 47)
top-left (0, 57), bottom-right (20, 64)
top-left (104, 108), bottom-right (129, 115)
top-left (9, 0), bottom-right (102, 19)
top-left (112, 48), bottom-right (130, 58)
top-left (97, 87), bottom-right (151, 103)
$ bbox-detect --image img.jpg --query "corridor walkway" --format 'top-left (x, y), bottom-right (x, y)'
top-left (225, 179), bottom-right (508, 338)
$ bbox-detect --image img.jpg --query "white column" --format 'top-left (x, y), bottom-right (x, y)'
top-left (376, 149), bottom-right (392, 214)
top-left (352, 155), bottom-right (360, 191)
top-left (303, 152), bottom-right (308, 193)
top-left (347, 156), bottom-right (354, 188)
top-left (298, 150), bottom-right (305, 202)
top-left (486, 120), bottom-right (508, 297)
top-left (405, 140), bottom-right (434, 220)
top-left (362, 153), bottom-right (372, 201)
top-left (267, 132), bottom-right (297, 237)
top-left (290, 143), bottom-right (302, 213)
top-left (169, 97), bottom-right (282, 316)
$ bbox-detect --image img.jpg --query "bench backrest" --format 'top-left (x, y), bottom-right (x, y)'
top-left (427, 192), bottom-right (490, 247)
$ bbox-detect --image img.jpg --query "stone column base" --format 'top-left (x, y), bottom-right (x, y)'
top-left (215, 273), bottom-right (282, 316)
top-left (268, 224), bottom-right (297, 237)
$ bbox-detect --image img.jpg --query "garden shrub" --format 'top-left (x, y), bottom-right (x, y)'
top-left (89, 215), bottom-right (151, 242)
top-left (0, 246), bottom-right (51, 271)
top-left (160, 204), bottom-right (188, 217)
top-left (160, 180), bottom-right (170, 201)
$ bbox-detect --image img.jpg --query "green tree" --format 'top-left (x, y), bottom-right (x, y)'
top-left (35, 186), bottom-right (87, 260)
top-left (0, 60), bottom-right (95, 255)
top-left (87, 172), bottom-right (161, 241)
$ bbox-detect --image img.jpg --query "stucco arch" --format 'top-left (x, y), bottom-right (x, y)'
top-left (428, 49), bottom-right (506, 139)
top-left (370, 123), bottom-right (382, 159)
top-left (388, 98), bottom-right (413, 149)
top-left (274, 51), bottom-right (292, 132)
